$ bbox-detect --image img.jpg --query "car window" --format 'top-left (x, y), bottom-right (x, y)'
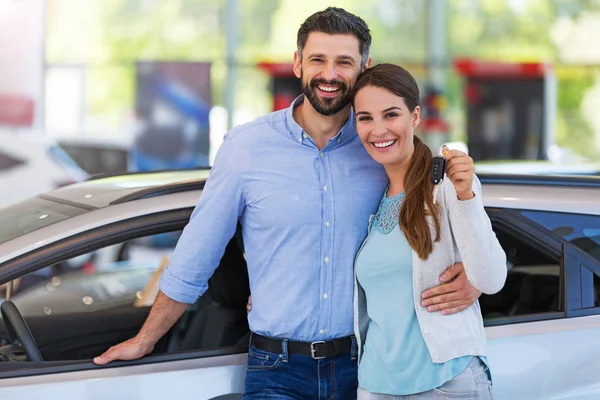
top-left (480, 222), bottom-right (561, 322)
top-left (5, 231), bottom-right (182, 317)
top-left (0, 197), bottom-right (89, 244)
top-left (1, 228), bottom-right (249, 361)
top-left (0, 150), bottom-right (25, 171)
top-left (520, 210), bottom-right (600, 263)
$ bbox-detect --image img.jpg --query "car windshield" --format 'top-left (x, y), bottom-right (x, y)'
top-left (0, 197), bottom-right (89, 244)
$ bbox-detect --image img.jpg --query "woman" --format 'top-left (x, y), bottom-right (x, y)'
top-left (352, 63), bottom-right (507, 399)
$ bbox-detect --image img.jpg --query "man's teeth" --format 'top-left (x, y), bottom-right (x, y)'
top-left (318, 85), bottom-right (340, 92)
top-left (374, 140), bottom-right (396, 148)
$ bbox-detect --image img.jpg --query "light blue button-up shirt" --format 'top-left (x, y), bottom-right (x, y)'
top-left (159, 95), bottom-right (388, 342)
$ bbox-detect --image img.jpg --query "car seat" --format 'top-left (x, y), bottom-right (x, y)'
top-left (177, 232), bottom-right (250, 351)
top-left (510, 274), bottom-right (560, 315)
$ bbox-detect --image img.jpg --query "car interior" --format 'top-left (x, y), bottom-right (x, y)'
top-left (479, 226), bottom-right (561, 320)
top-left (0, 226), bottom-right (252, 368)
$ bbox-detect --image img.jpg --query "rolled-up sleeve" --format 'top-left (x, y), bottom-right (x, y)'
top-left (159, 131), bottom-right (247, 304)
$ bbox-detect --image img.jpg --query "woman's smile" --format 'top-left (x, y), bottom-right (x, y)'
top-left (371, 139), bottom-right (398, 151)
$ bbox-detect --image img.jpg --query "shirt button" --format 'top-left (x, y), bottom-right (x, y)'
top-left (325, 221), bottom-right (330, 227)
top-left (323, 186), bottom-right (328, 192)
top-left (323, 293), bottom-right (328, 299)
top-left (337, 138), bottom-right (341, 143)
top-left (320, 329), bottom-right (325, 334)
top-left (324, 257), bottom-right (330, 263)
top-left (303, 133), bottom-right (308, 139)
top-left (298, 137), bottom-right (302, 143)
top-left (320, 152), bottom-right (324, 157)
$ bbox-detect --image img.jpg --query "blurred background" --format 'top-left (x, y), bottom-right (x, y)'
top-left (2, 0), bottom-right (600, 208)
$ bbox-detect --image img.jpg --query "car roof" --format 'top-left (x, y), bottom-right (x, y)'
top-left (475, 160), bottom-right (600, 176)
top-left (44, 168), bottom-right (212, 209)
top-left (0, 169), bottom-right (598, 267)
top-left (479, 174), bottom-right (600, 215)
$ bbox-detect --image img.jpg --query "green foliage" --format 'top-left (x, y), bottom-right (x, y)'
top-left (555, 72), bottom-right (597, 157)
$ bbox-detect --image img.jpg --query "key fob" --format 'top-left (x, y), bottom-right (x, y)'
top-left (431, 156), bottom-right (446, 185)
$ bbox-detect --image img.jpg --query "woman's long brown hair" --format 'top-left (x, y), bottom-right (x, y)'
top-left (352, 63), bottom-right (441, 260)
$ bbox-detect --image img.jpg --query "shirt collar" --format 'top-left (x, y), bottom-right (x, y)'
top-left (285, 94), bottom-right (357, 146)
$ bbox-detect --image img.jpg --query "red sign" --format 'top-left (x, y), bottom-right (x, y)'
top-left (0, 94), bottom-right (35, 126)
top-left (453, 58), bottom-right (549, 78)
top-left (257, 62), bottom-right (296, 78)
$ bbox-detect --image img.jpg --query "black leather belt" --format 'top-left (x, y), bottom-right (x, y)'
top-left (250, 333), bottom-right (353, 360)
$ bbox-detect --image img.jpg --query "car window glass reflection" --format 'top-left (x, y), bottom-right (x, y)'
top-left (520, 210), bottom-right (600, 263)
top-left (3, 232), bottom-right (181, 318)
top-left (0, 198), bottom-right (88, 244)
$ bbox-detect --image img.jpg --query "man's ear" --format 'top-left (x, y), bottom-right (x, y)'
top-left (293, 51), bottom-right (302, 79)
top-left (362, 57), bottom-right (372, 72)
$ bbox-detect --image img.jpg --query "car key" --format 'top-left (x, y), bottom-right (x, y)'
top-left (431, 155), bottom-right (446, 203)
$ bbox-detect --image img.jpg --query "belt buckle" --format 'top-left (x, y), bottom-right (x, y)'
top-left (310, 341), bottom-right (327, 359)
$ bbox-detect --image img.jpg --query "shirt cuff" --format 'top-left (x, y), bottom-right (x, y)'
top-left (159, 267), bottom-right (206, 304)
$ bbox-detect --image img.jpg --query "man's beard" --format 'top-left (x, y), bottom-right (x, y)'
top-left (301, 74), bottom-right (352, 116)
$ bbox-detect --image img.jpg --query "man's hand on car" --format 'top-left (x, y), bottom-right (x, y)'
top-left (93, 336), bottom-right (154, 365)
top-left (420, 262), bottom-right (482, 315)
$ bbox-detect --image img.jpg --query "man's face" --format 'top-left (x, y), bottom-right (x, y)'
top-left (293, 32), bottom-right (369, 116)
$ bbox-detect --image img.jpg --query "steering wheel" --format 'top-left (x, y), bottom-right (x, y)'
top-left (0, 301), bottom-right (43, 361)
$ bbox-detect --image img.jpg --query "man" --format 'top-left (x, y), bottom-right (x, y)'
top-left (94, 7), bottom-right (481, 399)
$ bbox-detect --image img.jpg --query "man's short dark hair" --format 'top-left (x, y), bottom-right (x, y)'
top-left (297, 7), bottom-right (371, 67)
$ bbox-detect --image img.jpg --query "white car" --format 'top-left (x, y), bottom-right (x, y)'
top-left (475, 160), bottom-right (600, 176)
top-left (0, 131), bottom-right (89, 210)
top-left (0, 170), bottom-right (598, 399)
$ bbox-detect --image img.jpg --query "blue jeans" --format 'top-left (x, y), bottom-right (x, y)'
top-left (243, 343), bottom-right (359, 399)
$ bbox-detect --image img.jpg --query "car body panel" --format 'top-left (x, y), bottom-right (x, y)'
top-left (0, 353), bottom-right (247, 400)
top-left (479, 184), bottom-right (600, 215)
top-left (487, 316), bottom-right (600, 399)
top-left (475, 160), bottom-right (600, 176)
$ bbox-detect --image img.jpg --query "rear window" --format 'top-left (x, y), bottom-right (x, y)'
top-left (0, 197), bottom-right (88, 244)
top-left (520, 210), bottom-right (600, 262)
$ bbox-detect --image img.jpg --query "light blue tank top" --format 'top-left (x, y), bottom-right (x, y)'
top-left (356, 191), bottom-right (473, 395)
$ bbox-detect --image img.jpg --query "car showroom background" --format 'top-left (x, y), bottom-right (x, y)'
top-left (1, 0), bottom-right (600, 207)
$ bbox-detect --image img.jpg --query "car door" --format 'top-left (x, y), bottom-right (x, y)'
top-left (0, 208), bottom-right (249, 400)
top-left (482, 208), bottom-right (600, 400)
top-left (0, 212), bottom-right (188, 361)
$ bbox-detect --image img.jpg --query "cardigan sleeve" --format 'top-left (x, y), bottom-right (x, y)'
top-left (442, 175), bottom-right (507, 294)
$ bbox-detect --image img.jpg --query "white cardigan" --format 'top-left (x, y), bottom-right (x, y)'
top-left (353, 175), bottom-right (507, 364)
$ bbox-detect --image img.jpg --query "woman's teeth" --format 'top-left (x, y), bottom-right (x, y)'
top-left (373, 140), bottom-right (396, 148)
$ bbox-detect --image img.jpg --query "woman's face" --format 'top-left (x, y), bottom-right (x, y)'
top-left (354, 85), bottom-right (420, 167)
